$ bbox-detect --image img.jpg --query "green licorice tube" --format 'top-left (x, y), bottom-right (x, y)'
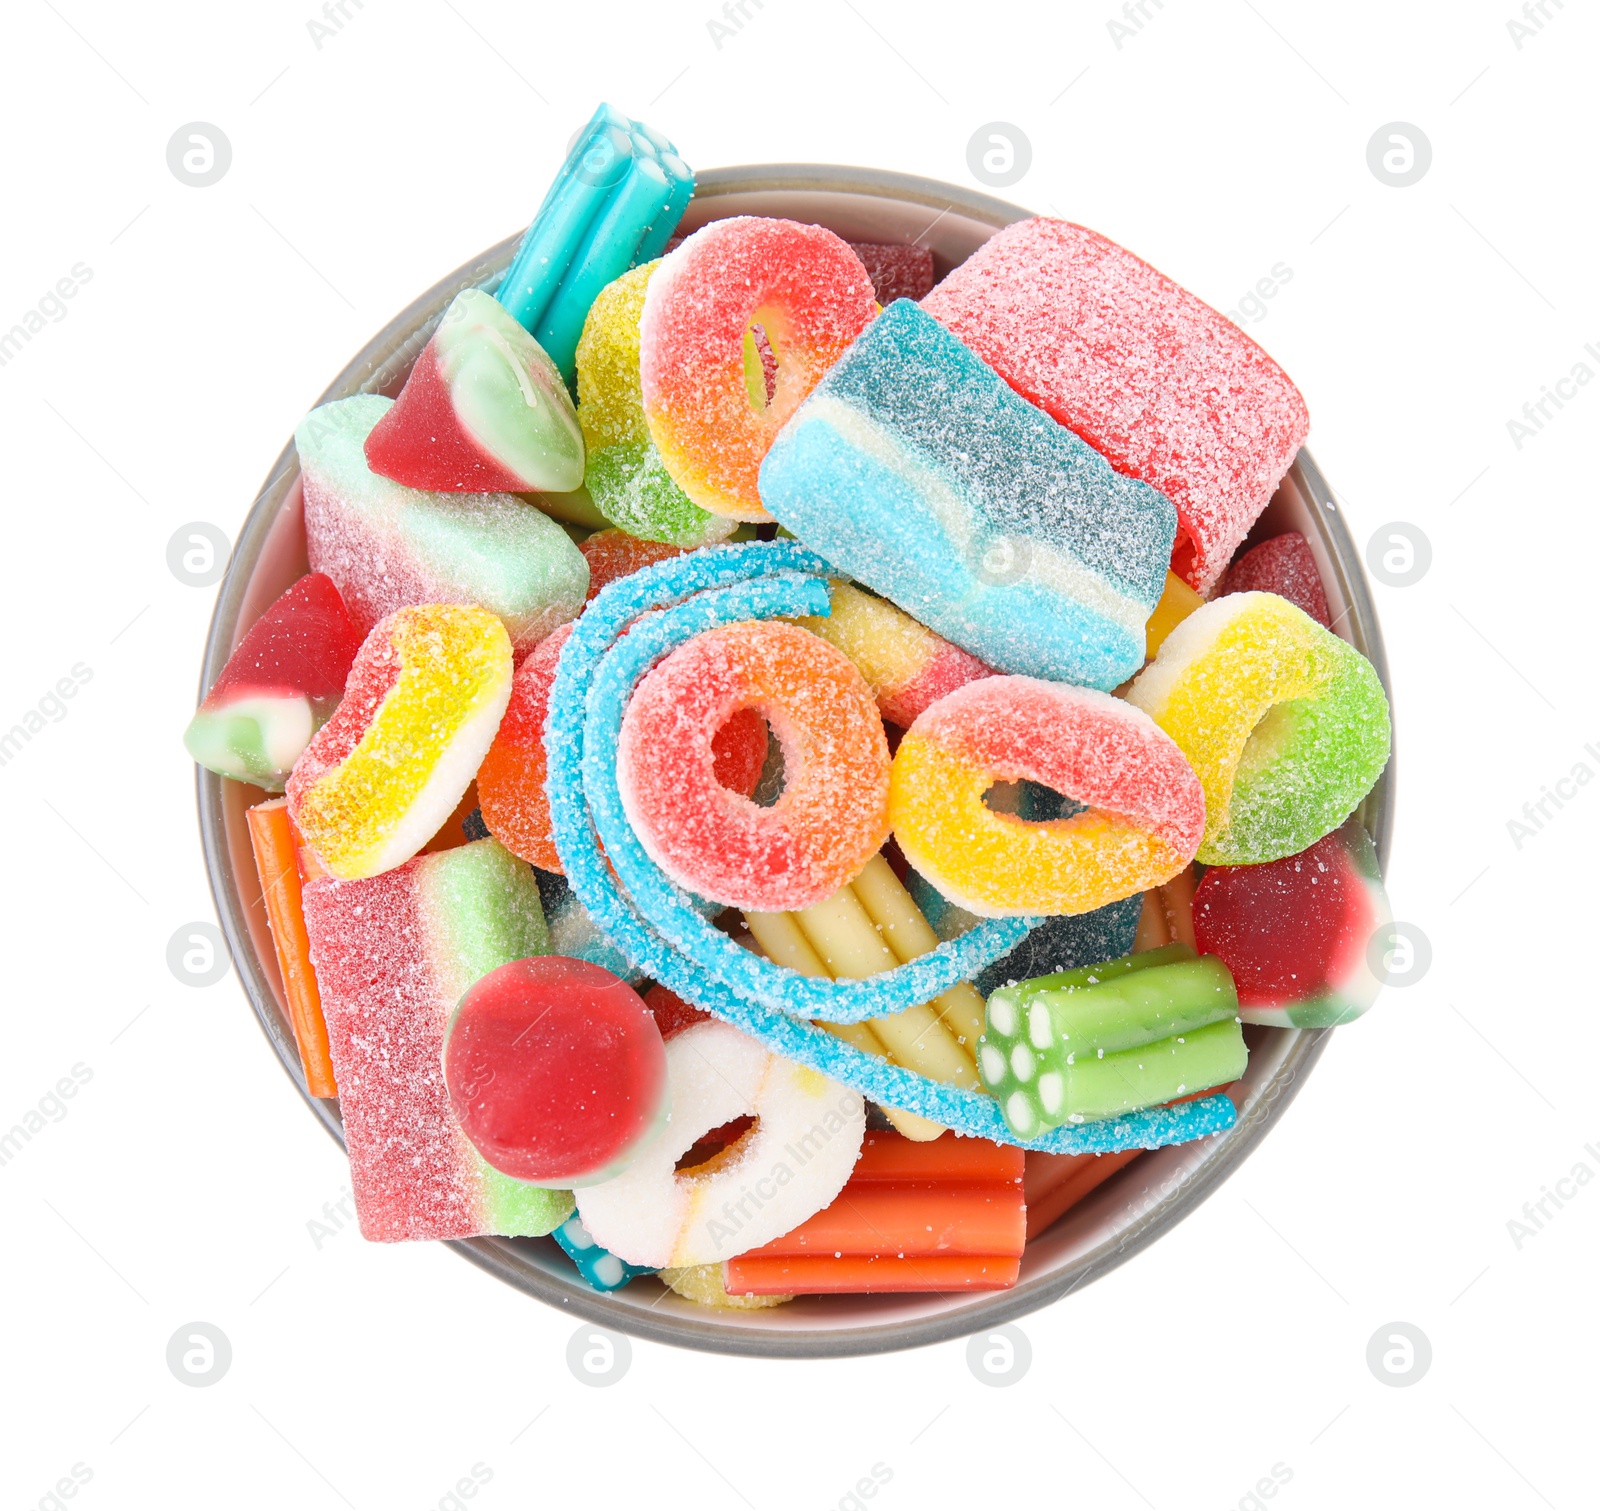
top-left (1055, 1019), bottom-right (1248, 1124)
top-left (535, 154), bottom-right (673, 384)
top-left (1030, 954), bottom-right (1239, 1056)
top-left (992, 942), bottom-right (1195, 1014)
top-left (631, 153), bottom-right (697, 267)
top-left (497, 105), bottom-right (629, 332)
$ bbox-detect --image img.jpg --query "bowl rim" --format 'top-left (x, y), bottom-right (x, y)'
top-left (197, 163), bottom-right (1393, 1358)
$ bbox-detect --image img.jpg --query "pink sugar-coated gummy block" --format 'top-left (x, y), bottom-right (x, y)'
top-left (301, 838), bottom-right (571, 1242)
top-left (1214, 531), bottom-right (1331, 627)
top-left (922, 219), bottom-right (1310, 593)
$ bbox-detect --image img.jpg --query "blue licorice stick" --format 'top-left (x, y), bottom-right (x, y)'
top-left (553, 1214), bottom-right (654, 1291)
top-left (554, 542), bottom-right (1033, 1019)
top-left (535, 154), bottom-right (673, 384)
top-left (541, 551), bottom-right (1236, 1152)
top-left (497, 104), bottom-right (631, 332)
top-left (631, 153), bottom-right (696, 267)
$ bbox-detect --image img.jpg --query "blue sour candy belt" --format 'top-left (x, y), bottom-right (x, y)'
top-left (542, 541), bottom-right (1237, 1154)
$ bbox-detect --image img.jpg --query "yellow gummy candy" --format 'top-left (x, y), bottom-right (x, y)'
top-left (575, 260), bottom-right (659, 452)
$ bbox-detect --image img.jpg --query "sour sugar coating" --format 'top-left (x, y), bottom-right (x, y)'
top-left (640, 216), bottom-right (877, 521)
top-left (578, 528), bottom-right (688, 600)
top-left (1194, 818), bottom-right (1390, 1027)
top-left (799, 581), bottom-right (995, 727)
top-left (1215, 531), bottom-right (1332, 627)
top-left (443, 956), bottom-right (668, 1186)
top-left (576, 262), bottom-right (737, 546)
top-left (1127, 591), bottom-right (1391, 865)
top-left (287, 604), bottom-right (512, 880)
top-left (890, 676), bottom-right (1205, 918)
top-left (297, 394), bottom-right (588, 653)
top-left (363, 289), bottom-right (584, 495)
top-left (617, 620), bottom-right (891, 912)
top-left (478, 622), bottom-right (767, 872)
top-left (922, 218), bottom-right (1309, 593)
top-left (554, 1214), bottom-right (656, 1292)
top-left (978, 946), bottom-right (1248, 1138)
top-left (302, 838), bottom-right (572, 1241)
top-left (184, 573), bottom-right (361, 790)
top-left (758, 299), bottom-right (1177, 689)
top-left (575, 1019), bottom-right (865, 1267)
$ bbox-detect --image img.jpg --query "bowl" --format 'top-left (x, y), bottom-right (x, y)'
top-left (198, 165), bottom-right (1394, 1358)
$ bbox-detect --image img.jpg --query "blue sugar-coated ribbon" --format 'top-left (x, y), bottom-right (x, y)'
top-left (541, 542), bottom-right (1237, 1154)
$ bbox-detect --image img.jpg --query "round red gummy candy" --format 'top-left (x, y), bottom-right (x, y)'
top-left (443, 956), bottom-right (667, 1186)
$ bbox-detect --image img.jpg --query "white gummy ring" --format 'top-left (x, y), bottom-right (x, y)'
top-left (576, 1021), bottom-right (865, 1267)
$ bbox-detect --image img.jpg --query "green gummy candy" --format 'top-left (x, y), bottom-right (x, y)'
top-left (585, 440), bottom-right (737, 548)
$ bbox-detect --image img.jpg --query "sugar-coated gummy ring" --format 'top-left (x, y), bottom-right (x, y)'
top-left (543, 541), bottom-right (1237, 1151)
top-left (575, 1019), bottom-right (865, 1267)
top-left (639, 217), bottom-right (878, 521)
top-left (890, 677), bottom-right (1206, 918)
top-left (1127, 591), bottom-right (1391, 866)
top-left (618, 620), bottom-right (891, 911)
top-left (287, 602), bottom-right (512, 880)
top-left (574, 565), bottom-right (1032, 1023)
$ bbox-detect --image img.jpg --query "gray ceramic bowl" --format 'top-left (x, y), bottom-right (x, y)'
top-left (198, 165), bottom-right (1393, 1357)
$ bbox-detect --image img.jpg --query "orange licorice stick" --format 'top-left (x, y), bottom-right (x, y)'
top-left (748, 1182), bottom-right (1025, 1258)
top-left (849, 1129), bottom-right (1022, 1184)
top-left (1159, 864), bottom-right (1197, 950)
top-left (1021, 1085), bottom-right (1236, 1238)
top-left (1023, 1150), bottom-right (1143, 1239)
top-left (246, 798), bottom-right (337, 1097)
top-left (727, 1253), bottom-right (1020, 1294)
top-left (1134, 888), bottom-right (1171, 952)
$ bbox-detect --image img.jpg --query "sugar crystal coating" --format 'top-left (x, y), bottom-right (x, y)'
top-left (758, 299), bottom-right (1176, 688)
top-left (297, 394), bottom-right (588, 653)
top-left (1127, 591), bottom-right (1390, 864)
top-left (923, 218), bottom-right (1309, 592)
top-left (617, 620), bottom-right (890, 911)
top-left (891, 676), bottom-right (1204, 917)
top-left (288, 603), bottom-right (512, 880)
top-left (1215, 531), bottom-right (1331, 626)
top-left (640, 216), bottom-right (877, 520)
top-left (302, 838), bottom-right (570, 1241)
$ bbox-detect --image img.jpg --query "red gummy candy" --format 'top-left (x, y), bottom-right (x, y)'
top-left (1192, 821), bottom-right (1387, 1027)
top-left (204, 572), bottom-right (360, 707)
top-left (444, 956), bottom-right (667, 1185)
top-left (1215, 532), bottom-right (1331, 627)
top-left (642, 982), bottom-right (711, 1040)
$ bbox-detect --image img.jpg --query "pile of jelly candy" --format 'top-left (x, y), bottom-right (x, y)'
top-left (192, 103), bottom-right (1392, 1305)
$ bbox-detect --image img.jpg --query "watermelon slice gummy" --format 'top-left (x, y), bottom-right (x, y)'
top-left (1192, 818), bottom-right (1390, 1028)
top-left (184, 572), bottom-right (361, 790)
top-left (364, 288), bottom-right (585, 494)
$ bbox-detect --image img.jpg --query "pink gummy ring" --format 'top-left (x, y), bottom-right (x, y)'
top-left (617, 620), bottom-right (891, 912)
top-left (442, 956), bottom-right (668, 1187)
top-left (639, 216), bottom-right (877, 521)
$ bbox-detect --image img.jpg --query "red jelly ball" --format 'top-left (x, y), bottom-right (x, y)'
top-left (443, 956), bottom-right (667, 1186)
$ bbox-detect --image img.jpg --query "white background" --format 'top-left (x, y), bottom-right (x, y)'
top-left (1, 1), bottom-right (1594, 1506)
